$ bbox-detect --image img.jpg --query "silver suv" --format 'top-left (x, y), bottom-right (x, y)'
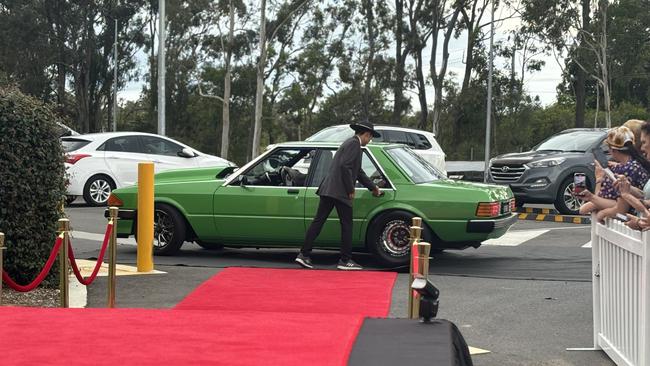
top-left (487, 128), bottom-right (608, 215)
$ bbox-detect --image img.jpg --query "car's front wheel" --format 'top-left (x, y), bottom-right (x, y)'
top-left (153, 203), bottom-right (187, 255)
top-left (367, 210), bottom-right (433, 268)
top-left (555, 176), bottom-right (585, 215)
top-left (83, 175), bottom-right (115, 206)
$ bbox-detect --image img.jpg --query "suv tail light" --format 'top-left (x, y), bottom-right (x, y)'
top-left (65, 154), bottom-right (91, 164)
top-left (476, 202), bottom-right (500, 217)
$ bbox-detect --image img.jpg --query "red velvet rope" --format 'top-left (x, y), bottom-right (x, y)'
top-left (2, 234), bottom-right (64, 292)
top-left (68, 222), bottom-right (113, 286)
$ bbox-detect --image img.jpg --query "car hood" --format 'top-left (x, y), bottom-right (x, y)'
top-left (492, 150), bottom-right (584, 165)
top-left (421, 179), bottom-right (513, 201)
top-left (154, 166), bottom-right (233, 183)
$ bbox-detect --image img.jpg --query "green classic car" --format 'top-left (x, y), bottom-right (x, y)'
top-left (108, 142), bottom-right (517, 267)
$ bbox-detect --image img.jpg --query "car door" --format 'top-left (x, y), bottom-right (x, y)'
top-left (304, 148), bottom-right (394, 247)
top-left (140, 135), bottom-right (198, 173)
top-left (101, 135), bottom-right (148, 188)
top-left (212, 148), bottom-right (314, 245)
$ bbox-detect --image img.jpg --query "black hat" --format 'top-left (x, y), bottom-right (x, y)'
top-left (349, 120), bottom-right (381, 138)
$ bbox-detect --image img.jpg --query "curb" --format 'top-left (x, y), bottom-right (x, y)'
top-left (516, 208), bottom-right (590, 225)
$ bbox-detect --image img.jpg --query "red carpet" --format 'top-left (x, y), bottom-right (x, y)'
top-left (0, 307), bottom-right (363, 366)
top-left (175, 267), bottom-right (397, 317)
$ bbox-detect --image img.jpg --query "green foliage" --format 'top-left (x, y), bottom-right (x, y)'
top-left (0, 87), bottom-right (66, 286)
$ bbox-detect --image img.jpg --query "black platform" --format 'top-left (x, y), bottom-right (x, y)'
top-left (349, 318), bottom-right (473, 366)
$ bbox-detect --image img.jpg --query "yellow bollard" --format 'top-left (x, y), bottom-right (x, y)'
top-left (407, 217), bottom-right (423, 319)
top-left (137, 162), bottom-right (155, 272)
top-left (0, 233), bottom-right (4, 305)
top-left (107, 207), bottom-right (119, 308)
top-left (58, 219), bottom-right (70, 308)
top-left (410, 241), bottom-right (431, 319)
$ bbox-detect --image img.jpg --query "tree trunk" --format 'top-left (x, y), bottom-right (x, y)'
top-left (220, 0), bottom-right (235, 159)
top-left (414, 46), bottom-right (428, 129)
top-left (391, 0), bottom-right (405, 125)
top-left (599, 0), bottom-right (611, 128)
top-left (362, 0), bottom-right (376, 120)
top-left (575, 0), bottom-right (591, 128)
top-left (252, 0), bottom-right (267, 158)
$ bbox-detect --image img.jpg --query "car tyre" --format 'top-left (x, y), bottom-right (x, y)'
top-left (153, 203), bottom-right (187, 255)
top-left (82, 175), bottom-right (115, 206)
top-left (367, 210), bottom-right (434, 268)
top-left (555, 176), bottom-right (585, 215)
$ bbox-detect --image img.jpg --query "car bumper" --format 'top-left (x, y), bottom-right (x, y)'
top-left (104, 209), bottom-right (136, 238)
top-left (466, 213), bottom-right (518, 233)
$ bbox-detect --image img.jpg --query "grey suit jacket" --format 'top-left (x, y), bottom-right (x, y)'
top-left (316, 136), bottom-right (375, 206)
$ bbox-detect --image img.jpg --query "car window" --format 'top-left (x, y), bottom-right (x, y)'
top-left (383, 130), bottom-right (416, 148)
top-left (240, 148), bottom-right (313, 187)
top-left (386, 146), bottom-right (441, 183)
top-left (534, 130), bottom-right (606, 152)
top-left (409, 133), bottom-right (432, 150)
top-left (99, 136), bottom-right (141, 153)
top-left (305, 126), bottom-right (353, 142)
top-left (309, 149), bottom-right (389, 188)
top-left (141, 135), bottom-right (183, 156)
top-left (61, 138), bottom-right (91, 152)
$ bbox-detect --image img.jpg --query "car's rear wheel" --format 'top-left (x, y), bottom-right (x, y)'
top-left (153, 203), bottom-right (186, 255)
top-left (555, 176), bottom-right (585, 215)
top-left (83, 175), bottom-right (115, 206)
top-left (367, 210), bottom-right (433, 267)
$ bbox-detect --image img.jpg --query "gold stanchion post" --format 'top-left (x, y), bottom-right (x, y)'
top-left (0, 233), bottom-right (5, 305)
top-left (58, 219), bottom-right (70, 308)
top-left (410, 241), bottom-right (431, 319)
top-left (408, 217), bottom-right (422, 319)
top-left (137, 162), bottom-right (155, 272)
top-left (108, 207), bottom-right (119, 308)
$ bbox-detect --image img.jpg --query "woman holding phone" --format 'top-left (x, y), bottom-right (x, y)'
top-left (578, 126), bottom-right (649, 220)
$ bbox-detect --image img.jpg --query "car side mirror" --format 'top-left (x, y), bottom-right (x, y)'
top-left (178, 148), bottom-right (196, 158)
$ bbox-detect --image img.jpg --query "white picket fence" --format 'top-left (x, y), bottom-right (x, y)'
top-left (591, 216), bottom-right (650, 366)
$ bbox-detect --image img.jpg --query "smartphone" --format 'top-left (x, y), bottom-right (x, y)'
top-left (573, 173), bottom-right (586, 194)
top-left (592, 147), bottom-right (610, 167)
top-left (615, 213), bottom-right (630, 222)
top-left (603, 168), bottom-right (616, 181)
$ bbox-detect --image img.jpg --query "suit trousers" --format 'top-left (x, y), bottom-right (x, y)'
top-left (301, 195), bottom-right (353, 262)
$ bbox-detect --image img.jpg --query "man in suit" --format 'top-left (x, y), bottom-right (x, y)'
top-left (296, 120), bottom-right (383, 270)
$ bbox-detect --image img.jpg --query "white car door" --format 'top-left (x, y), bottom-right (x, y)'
top-left (140, 135), bottom-right (199, 173)
top-left (102, 135), bottom-right (149, 188)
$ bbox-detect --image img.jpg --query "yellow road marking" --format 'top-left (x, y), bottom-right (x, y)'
top-left (75, 259), bottom-right (166, 276)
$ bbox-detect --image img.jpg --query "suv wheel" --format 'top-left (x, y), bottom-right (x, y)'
top-left (554, 177), bottom-right (586, 215)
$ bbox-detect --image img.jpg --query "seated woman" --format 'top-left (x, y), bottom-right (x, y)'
top-left (579, 126), bottom-right (649, 220)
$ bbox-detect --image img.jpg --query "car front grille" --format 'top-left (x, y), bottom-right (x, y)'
top-left (490, 164), bottom-right (526, 182)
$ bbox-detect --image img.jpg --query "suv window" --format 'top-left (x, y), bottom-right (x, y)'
top-left (409, 133), bottom-right (432, 150)
top-left (141, 135), bottom-right (183, 156)
top-left (99, 136), bottom-right (141, 153)
top-left (383, 130), bottom-right (416, 148)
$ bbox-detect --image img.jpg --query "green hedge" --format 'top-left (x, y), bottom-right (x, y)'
top-left (0, 87), bottom-right (66, 286)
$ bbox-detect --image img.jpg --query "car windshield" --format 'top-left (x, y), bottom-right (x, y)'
top-left (306, 126), bottom-right (353, 142)
top-left (386, 146), bottom-right (442, 184)
top-left (61, 138), bottom-right (91, 152)
top-left (534, 131), bottom-right (604, 152)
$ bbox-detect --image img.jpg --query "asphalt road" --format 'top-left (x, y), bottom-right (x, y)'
top-left (65, 201), bottom-right (613, 366)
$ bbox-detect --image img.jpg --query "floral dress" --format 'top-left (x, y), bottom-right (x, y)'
top-left (598, 159), bottom-right (649, 200)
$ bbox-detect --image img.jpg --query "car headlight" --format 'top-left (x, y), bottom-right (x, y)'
top-left (524, 158), bottom-right (566, 168)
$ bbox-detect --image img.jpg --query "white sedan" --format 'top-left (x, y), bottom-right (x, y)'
top-left (62, 132), bottom-right (234, 206)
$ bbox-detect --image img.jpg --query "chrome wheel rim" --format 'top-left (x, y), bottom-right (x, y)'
top-left (154, 210), bottom-right (174, 249)
top-left (379, 220), bottom-right (411, 257)
top-left (563, 182), bottom-right (584, 212)
top-left (89, 179), bottom-right (111, 204)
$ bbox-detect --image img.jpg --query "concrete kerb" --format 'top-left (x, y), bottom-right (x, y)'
top-left (516, 207), bottom-right (590, 225)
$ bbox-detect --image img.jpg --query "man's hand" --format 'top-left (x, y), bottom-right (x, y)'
top-left (372, 186), bottom-right (384, 197)
top-left (348, 191), bottom-right (355, 200)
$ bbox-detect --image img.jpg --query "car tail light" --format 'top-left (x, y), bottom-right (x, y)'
top-left (476, 202), bottom-right (500, 217)
top-left (510, 198), bottom-right (516, 212)
top-left (65, 154), bottom-right (91, 164)
top-left (107, 193), bottom-right (123, 207)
